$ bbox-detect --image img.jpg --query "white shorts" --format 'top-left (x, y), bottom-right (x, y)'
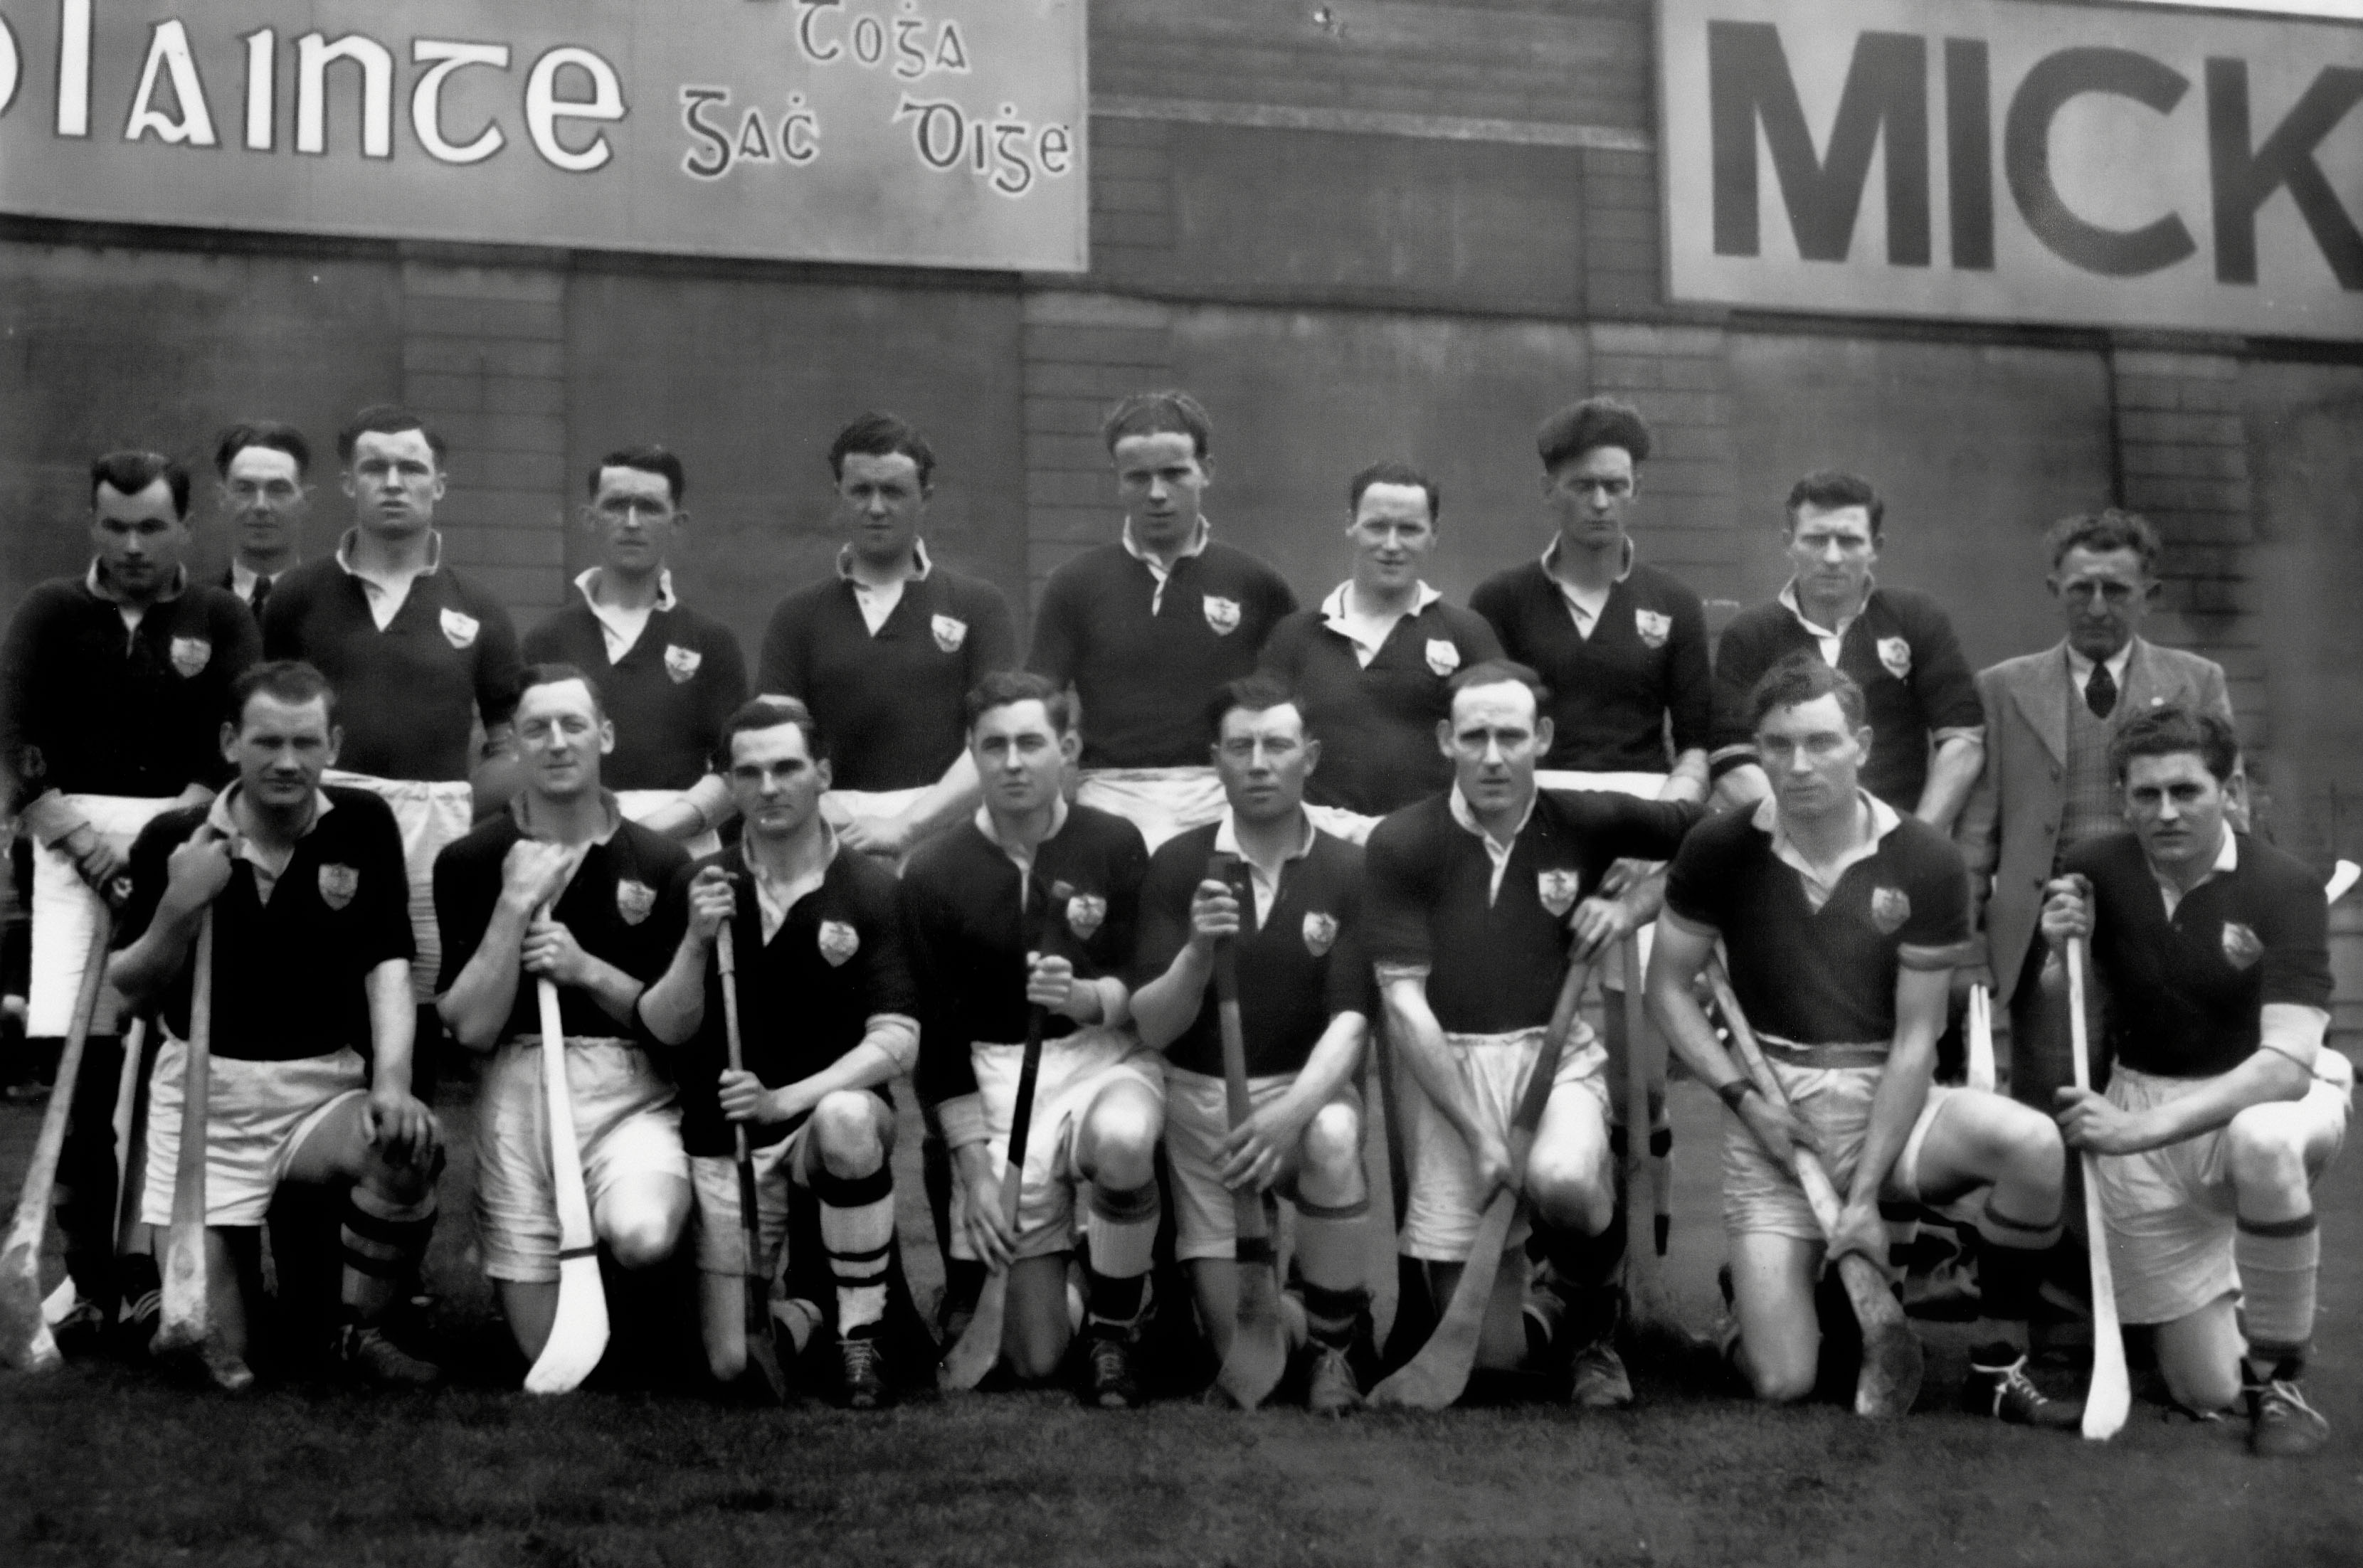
top-left (2096, 1061), bottom-right (2352, 1326)
top-left (1303, 805), bottom-right (1383, 847)
top-left (1723, 1059), bottom-right (1949, 1243)
top-left (475, 1037), bottom-right (688, 1283)
top-left (690, 1133), bottom-right (805, 1278)
top-left (139, 1041), bottom-right (366, 1228)
top-left (947, 1026), bottom-right (1165, 1263)
top-left (324, 770), bottom-right (475, 1005)
top-left (615, 788), bottom-right (721, 861)
top-left (1163, 1065), bottom-right (1361, 1261)
top-left (1402, 1024), bottom-right (1609, 1263)
top-left (1075, 768), bottom-right (1226, 854)
top-left (29, 793), bottom-right (179, 1037)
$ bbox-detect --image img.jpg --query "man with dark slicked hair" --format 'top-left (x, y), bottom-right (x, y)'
top-left (211, 422), bottom-right (314, 620)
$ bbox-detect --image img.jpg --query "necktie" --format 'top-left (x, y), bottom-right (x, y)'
top-left (2085, 659), bottom-right (2117, 719)
top-left (248, 573), bottom-right (271, 620)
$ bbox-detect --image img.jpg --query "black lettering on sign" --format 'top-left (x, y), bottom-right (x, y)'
top-left (2208, 60), bottom-right (2363, 290)
top-left (1945, 38), bottom-right (1992, 271)
top-left (1708, 21), bottom-right (1929, 266)
top-left (2004, 48), bottom-right (2194, 277)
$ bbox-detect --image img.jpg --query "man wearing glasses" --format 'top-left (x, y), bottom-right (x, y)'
top-left (1958, 511), bottom-right (2235, 1121)
top-left (213, 423), bottom-right (314, 622)
top-left (1710, 472), bottom-right (1984, 831)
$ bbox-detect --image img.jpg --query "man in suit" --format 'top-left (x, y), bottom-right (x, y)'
top-left (1957, 508), bottom-right (2235, 1125)
top-left (212, 423), bottom-right (313, 620)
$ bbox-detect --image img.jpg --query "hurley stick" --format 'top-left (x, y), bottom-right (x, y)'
top-left (1706, 962), bottom-right (1921, 1419)
top-left (524, 906), bottom-right (609, 1394)
top-left (1967, 983), bottom-right (1997, 1094)
top-left (151, 909), bottom-right (249, 1389)
top-left (715, 921), bottom-right (789, 1402)
top-left (1620, 933), bottom-right (1678, 1328)
top-left (1370, 953), bottom-right (1591, 1411)
top-left (0, 911), bottom-right (117, 1370)
top-left (2066, 936), bottom-right (2128, 1441)
top-left (1209, 854), bottom-right (1286, 1409)
top-left (940, 881), bottom-right (1060, 1391)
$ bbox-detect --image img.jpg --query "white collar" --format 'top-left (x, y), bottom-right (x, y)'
top-left (2065, 640), bottom-right (2135, 683)
top-left (741, 825), bottom-right (839, 941)
top-left (1213, 807), bottom-right (1318, 869)
top-left (835, 537), bottom-right (933, 585)
top-left (1320, 579), bottom-right (1442, 624)
top-left (1122, 517), bottom-right (1210, 570)
top-left (231, 559), bottom-right (290, 598)
top-left (973, 795), bottom-right (1069, 870)
top-left (1448, 782), bottom-right (1535, 853)
top-left (574, 566), bottom-right (677, 614)
top-left (2152, 825), bottom-right (2237, 916)
top-left (511, 789), bottom-right (623, 847)
top-left (1753, 789), bottom-right (1898, 904)
top-left (85, 558), bottom-right (187, 605)
top-left (335, 527), bottom-right (442, 580)
top-left (206, 779), bottom-right (335, 842)
top-left (1540, 534), bottom-right (1635, 585)
top-left (1777, 577), bottom-right (1876, 638)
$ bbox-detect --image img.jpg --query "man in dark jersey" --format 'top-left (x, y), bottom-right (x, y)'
top-left (1710, 471), bottom-right (1983, 829)
top-left (1470, 398), bottom-right (1713, 1251)
top-left (265, 406), bottom-right (525, 1093)
top-left (1255, 462), bottom-right (1501, 843)
top-left (1131, 677), bottom-right (1374, 1413)
top-left (1365, 660), bottom-right (1701, 1407)
top-left (524, 446), bottom-right (745, 852)
top-left (2039, 705), bottom-right (2347, 1456)
top-left (758, 413), bottom-right (1017, 859)
top-left (108, 662), bottom-right (440, 1389)
top-left (211, 423), bottom-right (312, 621)
top-left (899, 672), bottom-right (1161, 1407)
top-left (435, 665), bottom-right (692, 1372)
top-left (1650, 654), bottom-right (2076, 1423)
top-left (1029, 391), bottom-right (1297, 852)
top-left (641, 696), bottom-right (921, 1407)
top-left (0, 448), bottom-right (259, 1346)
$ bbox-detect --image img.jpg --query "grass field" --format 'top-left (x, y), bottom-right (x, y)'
top-left (6, 1064), bottom-right (2362, 1567)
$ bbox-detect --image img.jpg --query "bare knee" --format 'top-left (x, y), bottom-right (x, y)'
top-left (1991, 1103), bottom-right (2064, 1190)
top-left (1301, 1101), bottom-right (1363, 1184)
top-left (812, 1091), bottom-right (886, 1177)
top-left (1080, 1092), bottom-right (1161, 1191)
top-left (604, 1205), bottom-right (684, 1271)
top-left (2226, 1108), bottom-right (2308, 1199)
top-left (1526, 1158), bottom-right (1612, 1234)
top-left (707, 1340), bottom-right (745, 1384)
top-left (2161, 1352), bottom-right (2241, 1416)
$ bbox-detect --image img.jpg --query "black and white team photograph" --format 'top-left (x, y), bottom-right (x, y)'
top-left (2, 1), bottom-right (2360, 1563)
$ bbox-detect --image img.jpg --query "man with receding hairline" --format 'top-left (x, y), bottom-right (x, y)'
top-left (0, 447), bottom-right (259, 1347)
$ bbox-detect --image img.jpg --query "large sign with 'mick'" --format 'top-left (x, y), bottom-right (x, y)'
top-left (1659, 0), bottom-right (2363, 339)
top-left (0, 0), bottom-right (1087, 272)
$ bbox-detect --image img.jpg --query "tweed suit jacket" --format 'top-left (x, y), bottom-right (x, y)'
top-left (1956, 637), bottom-right (2231, 998)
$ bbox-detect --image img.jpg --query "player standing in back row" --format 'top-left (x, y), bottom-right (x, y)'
top-left (1028, 391), bottom-right (1296, 852)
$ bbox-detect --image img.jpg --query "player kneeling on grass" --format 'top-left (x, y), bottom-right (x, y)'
top-left (1130, 677), bottom-right (1374, 1413)
top-left (1365, 661), bottom-right (1701, 1405)
top-left (2039, 705), bottom-right (2347, 1456)
top-left (901, 672), bottom-right (1162, 1407)
top-left (640, 696), bottom-right (921, 1407)
top-left (109, 660), bottom-right (442, 1387)
top-left (1649, 653), bottom-right (2078, 1422)
top-left (436, 664), bottom-right (693, 1374)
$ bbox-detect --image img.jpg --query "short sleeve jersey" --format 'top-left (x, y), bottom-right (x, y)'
top-left (1663, 800), bottom-right (1972, 1047)
top-left (1128, 822), bottom-right (1374, 1079)
top-left (757, 563), bottom-right (1017, 792)
top-left (1027, 538), bottom-right (1298, 770)
top-left (522, 597), bottom-right (747, 792)
top-left (432, 808), bottom-right (691, 1043)
top-left (1467, 555), bottom-right (1713, 775)
top-left (114, 787), bottom-right (414, 1061)
top-left (0, 573), bottom-right (260, 807)
top-left (2069, 830), bottom-right (2332, 1079)
top-left (1364, 790), bottom-right (1701, 1035)
top-left (1711, 586), bottom-right (1981, 811)
top-left (672, 844), bottom-right (918, 1156)
top-left (263, 546), bottom-right (523, 783)
top-left (1256, 595), bottom-right (1503, 817)
top-left (899, 803), bottom-right (1148, 1109)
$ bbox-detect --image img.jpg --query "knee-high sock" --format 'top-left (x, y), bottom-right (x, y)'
top-left (2236, 1210), bottom-right (2318, 1375)
top-left (1538, 1197), bottom-right (1627, 1348)
top-left (1294, 1195), bottom-right (1370, 1350)
top-left (1972, 1196), bottom-right (2064, 1328)
top-left (1084, 1180), bottom-right (1159, 1333)
top-left (340, 1185), bottom-right (437, 1325)
top-left (813, 1163), bottom-right (897, 1336)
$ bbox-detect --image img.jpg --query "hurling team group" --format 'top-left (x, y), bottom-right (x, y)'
top-left (1, 387), bottom-right (2343, 1454)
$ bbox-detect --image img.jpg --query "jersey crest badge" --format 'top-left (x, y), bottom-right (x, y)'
top-left (663, 645), bottom-right (701, 684)
top-left (1064, 891), bottom-right (1108, 940)
top-left (1877, 636), bottom-right (1912, 679)
top-left (1302, 911), bottom-right (1338, 957)
top-left (818, 919), bottom-right (860, 967)
top-left (931, 615), bottom-right (968, 653)
top-left (615, 879), bottom-right (655, 926)
top-left (1203, 595), bottom-right (1242, 636)
top-left (168, 637), bottom-right (211, 678)
top-left (2221, 921), bottom-right (2265, 970)
top-left (317, 864), bottom-right (359, 911)
top-left (1868, 886), bottom-right (1911, 934)
top-left (440, 608), bottom-right (480, 650)
top-left (1537, 869), bottom-right (1580, 918)
top-left (1424, 639), bottom-right (1461, 678)
top-left (1634, 609), bottom-right (1671, 650)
